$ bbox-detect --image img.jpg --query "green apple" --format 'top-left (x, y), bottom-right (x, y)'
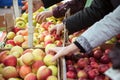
top-left (15, 21), bottom-right (26, 29)
top-left (10, 46), bottom-right (23, 55)
top-left (7, 32), bottom-right (15, 39)
top-left (45, 43), bottom-right (56, 53)
top-left (48, 65), bottom-right (58, 76)
top-left (8, 78), bottom-right (22, 80)
top-left (4, 44), bottom-right (13, 49)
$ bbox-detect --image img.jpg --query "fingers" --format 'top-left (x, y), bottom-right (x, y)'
top-left (49, 26), bottom-right (56, 34)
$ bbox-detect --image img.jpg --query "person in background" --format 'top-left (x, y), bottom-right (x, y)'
top-left (35, 0), bottom-right (86, 23)
top-left (0, 0), bottom-right (23, 8)
top-left (47, 5), bottom-right (120, 65)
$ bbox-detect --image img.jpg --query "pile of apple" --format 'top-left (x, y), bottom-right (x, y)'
top-left (0, 46), bottom-right (58, 80)
top-left (65, 48), bottom-right (112, 80)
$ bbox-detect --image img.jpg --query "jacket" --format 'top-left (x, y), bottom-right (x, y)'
top-left (74, 5), bottom-right (120, 53)
top-left (52, 0), bottom-right (86, 18)
top-left (64, 0), bottom-right (120, 34)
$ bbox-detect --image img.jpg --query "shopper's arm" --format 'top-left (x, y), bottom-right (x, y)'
top-left (42, 0), bottom-right (62, 8)
top-left (74, 5), bottom-right (120, 53)
top-left (52, 0), bottom-right (86, 18)
top-left (64, 0), bottom-right (113, 34)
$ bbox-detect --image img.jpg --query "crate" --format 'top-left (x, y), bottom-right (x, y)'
top-left (0, 47), bottom-right (61, 80)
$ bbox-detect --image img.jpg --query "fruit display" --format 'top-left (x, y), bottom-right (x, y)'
top-left (0, 46), bottom-right (59, 80)
top-left (64, 48), bottom-right (112, 80)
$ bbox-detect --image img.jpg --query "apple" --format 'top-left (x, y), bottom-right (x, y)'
top-left (45, 43), bottom-right (56, 54)
top-left (94, 75), bottom-right (105, 80)
top-left (43, 22), bottom-right (52, 30)
top-left (24, 73), bottom-right (37, 80)
top-left (54, 40), bottom-right (62, 46)
top-left (15, 21), bottom-right (26, 29)
top-left (98, 64), bottom-right (109, 73)
top-left (12, 27), bottom-right (21, 33)
top-left (21, 41), bottom-right (28, 48)
top-left (32, 49), bottom-right (45, 61)
top-left (2, 66), bottom-right (18, 79)
top-left (33, 37), bottom-right (40, 46)
top-left (3, 55), bottom-right (17, 67)
top-left (46, 76), bottom-right (58, 80)
top-left (77, 58), bottom-right (89, 69)
top-left (78, 77), bottom-right (88, 80)
top-left (16, 29), bottom-right (28, 36)
top-left (67, 65), bottom-right (76, 72)
top-left (17, 57), bottom-right (25, 66)
top-left (19, 65), bottom-right (32, 78)
top-left (23, 49), bottom-right (33, 54)
top-left (77, 70), bottom-right (87, 78)
top-left (66, 71), bottom-right (77, 79)
top-left (6, 40), bottom-right (16, 46)
top-left (37, 66), bottom-right (52, 80)
top-left (44, 34), bottom-right (55, 42)
top-left (104, 49), bottom-right (111, 55)
top-left (45, 40), bottom-right (53, 47)
top-left (4, 44), bottom-right (13, 48)
top-left (100, 54), bottom-right (111, 64)
top-left (48, 65), bottom-right (58, 76)
top-left (93, 49), bottom-right (103, 59)
top-left (38, 33), bottom-right (45, 42)
top-left (84, 65), bottom-right (92, 72)
top-left (66, 60), bottom-right (73, 65)
top-left (13, 35), bottom-right (24, 45)
top-left (8, 78), bottom-right (22, 80)
top-left (10, 46), bottom-right (23, 55)
top-left (38, 27), bottom-right (46, 33)
top-left (32, 60), bottom-right (45, 73)
top-left (43, 54), bottom-right (57, 66)
top-left (21, 12), bottom-right (28, 21)
top-left (90, 62), bottom-right (99, 69)
top-left (89, 57), bottom-right (96, 62)
top-left (7, 31), bottom-right (15, 40)
top-left (88, 69), bottom-right (99, 79)
top-left (0, 51), bottom-right (9, 63)
top-left (22, 52), bottom-right (34, 65)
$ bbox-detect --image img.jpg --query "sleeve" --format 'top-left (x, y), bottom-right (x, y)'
top-left (42, 0), bottom-right (62, 8)
top-left (52, 0), bottom-right (86, 18)
top-left (64, 0), bottom-right (113, 34)
top-left (74, 5), bottom-right (120, 53)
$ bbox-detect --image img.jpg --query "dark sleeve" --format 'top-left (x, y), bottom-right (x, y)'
top-left (64, 0), bottom-right (114, 34)
top-left (52, 0), bottom-right (87, 18)
top-left (42, 0), bottom-right (62, 8)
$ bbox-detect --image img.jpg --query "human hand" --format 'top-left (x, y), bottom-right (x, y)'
top-left (47, 43), bottom-right (80, 61)
top-left (49, 23), bottom-right (64, 35)
top-left (35, 11), bottom-right (53, 23)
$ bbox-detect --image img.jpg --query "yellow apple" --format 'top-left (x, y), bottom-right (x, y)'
top-left (48, 65), bottom-right (58, 76)
top-left (13, 35), bottom-right (24, 45)
top-left (7, 31), bottom-right (15, 39)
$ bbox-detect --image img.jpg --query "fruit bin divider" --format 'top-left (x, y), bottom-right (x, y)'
top-left (60, 9), bottom-right (71, 80)
top-left (0, 47), bottom-right (61, 80)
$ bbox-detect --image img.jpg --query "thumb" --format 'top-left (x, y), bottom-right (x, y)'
top-left (56, 29), bottom-right (61, 35)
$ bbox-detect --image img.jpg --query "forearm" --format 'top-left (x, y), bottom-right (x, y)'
top-left (65, 0), bottom-right (113, 34)
top-left (42, 0), bottom-right (62, 8)
top-left (74, 5), bottom-right (120, 53)
top-left (52, 0), bottom-right (86, 18)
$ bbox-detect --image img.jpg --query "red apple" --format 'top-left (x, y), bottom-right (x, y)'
top-left (89, 57), bottom-right (96, 62)
top-left (66, 71), bottom-right (77, 79)
top-left (37, 66), bottom-right (52, 80)
top-left (88, 69), bottom-right (99, 79)
top-left (2, 66), bottom-right (18, 79)
top-left (77, 58), bottom-right (89, 69)
top-left (98, 64), bottom-right (109, 73)
top-left (77, 70), bottom-right (88, 78)
top-left (19, 65), bottom-right (32, 78)
top-left (66, 60), bottom-right (73, 65)
top-left (12, 27), bottom-right (21, 33)
top-left (93, 49), bottom-right (103, 59)
top-left (45, 40), bottom-right (53, 47)
top-left (23, 49), bottom-right (33, 54)
top-left (78, 77), bottom-right (88, 80)
top-left (90, 62), bottom-right (99, 69)
top-left (104, 49), bottom-right (111, 55)
top-left (32, 60), bottom-right (45, 73)
top-left (44, 22), bottom-right (52, 30)
top-left (24, 73), bottom-right (37, 80)
top-left (94, 75), bottom-right (105, 80)
top-left (44, 34), bottom-right (55, 42)
top-left (54, 40), bottom-right (62, 46)
top-left (100, 55), bottom-right (111, 64)
top-left (6, 40), bottom-right (16, 46)
top-left (0, 51), bottom-right (9, 63)
top-left (3, 55), bottom-right (17, 67)
top-left (84, 65), bottom-right (92, 72)
top-left (67, 65), bottom-right (76, 72)
top-left (13, 35), bottom-right (24, 45)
